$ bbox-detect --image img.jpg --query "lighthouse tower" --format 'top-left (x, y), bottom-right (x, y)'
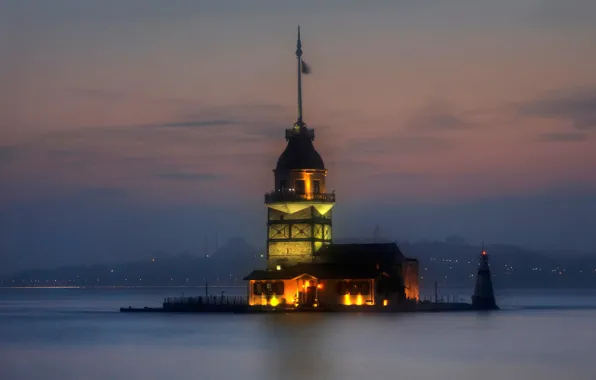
top-left (264, 27), bottom-right (335, 270)
top-left (472, 246), bottom-right (499, 310)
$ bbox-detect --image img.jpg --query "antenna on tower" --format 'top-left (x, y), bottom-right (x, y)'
top-left (296, 25), bottom-right (304, 125)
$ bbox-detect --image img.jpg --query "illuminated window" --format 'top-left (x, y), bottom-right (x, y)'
top-left (253, 281), bottom-right (284, 295)
top-left (313, 180), bottom-right (320, 194)
top-left (357, 282), bottom-right (371, 295)
top-left (337, 281), bottom-right (371, 295)
top-left (274, 282), bottom-right (284, 295)
top-left (253, 282), bottom-right (263, 295)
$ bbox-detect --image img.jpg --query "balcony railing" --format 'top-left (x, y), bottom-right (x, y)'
top-left (265, 190), bottom-right (335, 203)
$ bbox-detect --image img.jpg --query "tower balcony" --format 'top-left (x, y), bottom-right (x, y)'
top-left (265, 190), bottom-right (335, 204)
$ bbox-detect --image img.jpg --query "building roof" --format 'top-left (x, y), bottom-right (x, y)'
top-left (276, 128), bottom-right (325, 171)
top-left (244, 243), bottom-right (411, 281)
top-left (243, 262), bottom-right (379, 281)
top-left (317, 243), bottom-right (405, 266)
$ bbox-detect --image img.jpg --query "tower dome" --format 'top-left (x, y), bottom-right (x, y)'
top-left (276, 127), bottom-right (325, 171)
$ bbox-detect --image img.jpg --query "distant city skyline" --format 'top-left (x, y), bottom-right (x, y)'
top-left (1, 1), bottom-right (596, 273)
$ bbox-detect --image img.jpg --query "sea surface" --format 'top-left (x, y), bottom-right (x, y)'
top-left (1, 287), bottom-right (595, 380)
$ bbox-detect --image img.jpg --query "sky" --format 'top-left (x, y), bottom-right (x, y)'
top-left (1, 0), bottom-right (596, 272)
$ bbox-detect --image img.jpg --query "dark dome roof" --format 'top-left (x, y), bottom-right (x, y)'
top-left (276, 133), bottom-right (325, 171)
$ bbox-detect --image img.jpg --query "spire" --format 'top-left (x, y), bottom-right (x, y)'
top-left (296, 25), bottom-right (303, 125)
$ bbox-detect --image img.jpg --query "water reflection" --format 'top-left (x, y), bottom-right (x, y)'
top-left (261, 313), bottom-right (330, 380)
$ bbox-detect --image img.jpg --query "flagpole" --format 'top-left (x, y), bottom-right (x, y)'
top-left (296, 25), bottom-right (303, 125)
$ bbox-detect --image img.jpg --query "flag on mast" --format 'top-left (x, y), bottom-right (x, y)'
top-left (301, 59), bottom-right (311, 74)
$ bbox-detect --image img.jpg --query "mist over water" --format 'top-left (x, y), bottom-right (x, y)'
top-left (1, 288), bottom-right (595, 380)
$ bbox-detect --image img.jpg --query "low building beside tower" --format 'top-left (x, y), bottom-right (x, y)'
top-left (243, 27), bottom-right (419, 310)
top-left (245, 243), bottom-right (419, 309)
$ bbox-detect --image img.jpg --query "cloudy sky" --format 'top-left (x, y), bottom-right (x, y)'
top-left (1, 0), bottom-right (596, 272)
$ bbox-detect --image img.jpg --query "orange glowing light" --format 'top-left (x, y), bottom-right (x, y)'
top-left (482, 251), bottom-right (487, 256)
top-left (317, 283), bottom-right (323, 289)
top-left (270, 296), bottom-right (279, 307)
top-left (383, 299), bottom-right (388, 307)
top-left (305, 281), bottom-right (310, 287)
top-left (356, 294), bottom-right (363, 306)
top-left (344, 294), bottom-right (352, 306)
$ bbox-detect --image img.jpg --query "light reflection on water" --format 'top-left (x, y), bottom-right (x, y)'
top-left (1, 288), bottom-right (596, 380)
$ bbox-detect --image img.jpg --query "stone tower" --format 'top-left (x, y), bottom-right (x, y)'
top-left (264, 27), bottom-right (335, 270)
top-left (472, 247), bottom-right (499, 310)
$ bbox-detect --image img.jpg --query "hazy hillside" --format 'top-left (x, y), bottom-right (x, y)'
top-left (2, 238), bottom-right (595, 289)
top-left (1, 237), bottom-right (264, 288)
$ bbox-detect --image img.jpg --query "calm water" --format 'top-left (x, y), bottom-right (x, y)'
top-left (1, 288), bottom-right (595, 380)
